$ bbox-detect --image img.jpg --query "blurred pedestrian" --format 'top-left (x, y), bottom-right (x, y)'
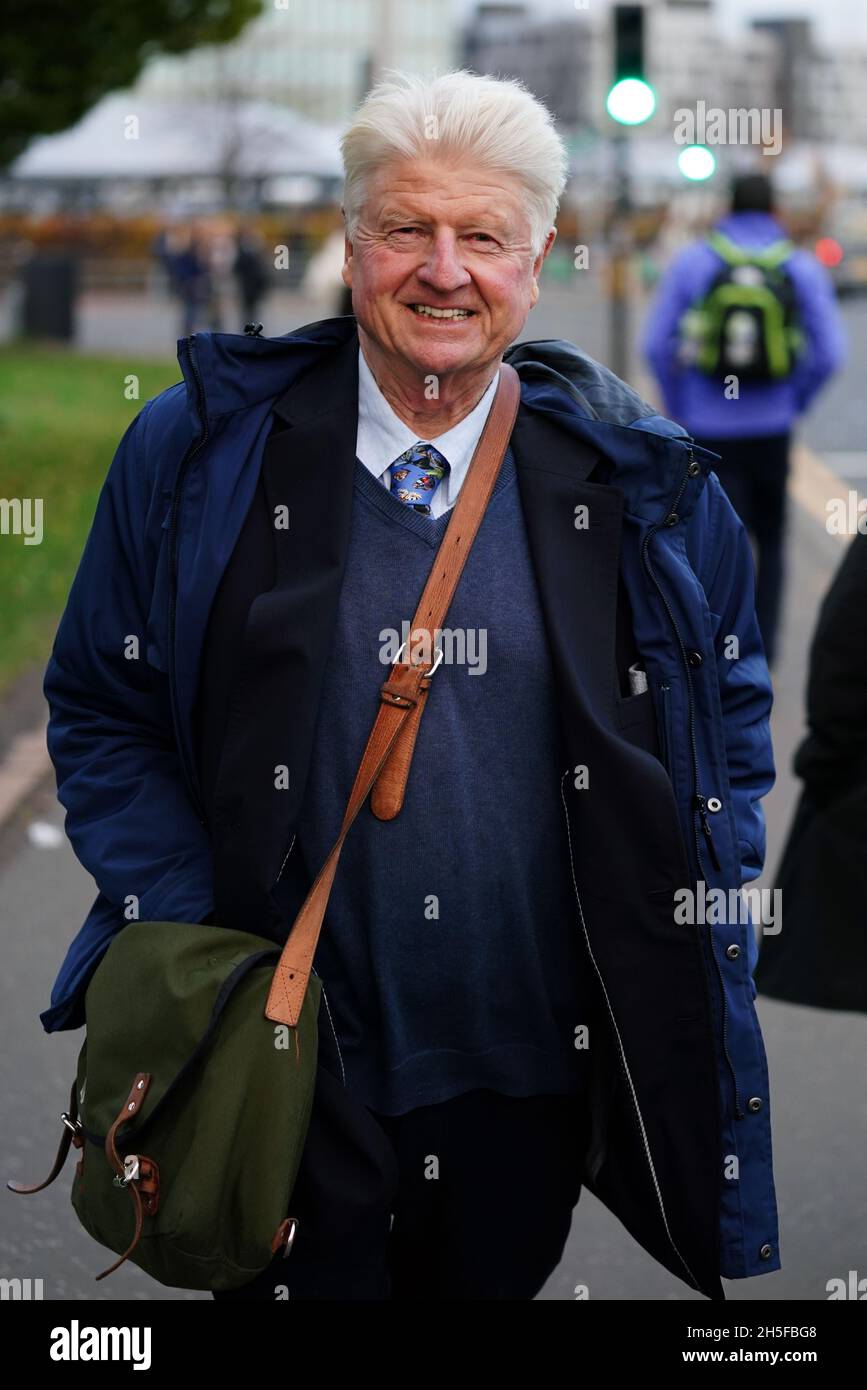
top-left (155, 221), bottom-right (214, 337)
top-left (755, 529), bottom-right (867, 1012)
top-left (208, 220), bottom-right (243, 333)
top-left (232, 227), bottom-right (269, 328)
top-left (643, 172), bottom-right (845, 667)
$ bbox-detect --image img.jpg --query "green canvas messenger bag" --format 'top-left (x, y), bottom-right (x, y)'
top-left (7, 363), bottom-right (520, 1292)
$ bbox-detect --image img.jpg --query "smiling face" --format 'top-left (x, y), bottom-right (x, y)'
top-left (343, 156), bottom-right (554, 400)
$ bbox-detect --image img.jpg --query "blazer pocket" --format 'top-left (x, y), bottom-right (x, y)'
top-left (615, 687), bottom-right (663, 764)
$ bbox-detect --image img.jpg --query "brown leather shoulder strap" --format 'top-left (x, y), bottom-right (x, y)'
top-left (372, 361), bottom-right (520, 819)
top-left (265, 362), bottom-right (521, 1027)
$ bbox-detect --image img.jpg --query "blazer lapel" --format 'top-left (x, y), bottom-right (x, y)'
top-left (211, 333), bottom-right (360, 932)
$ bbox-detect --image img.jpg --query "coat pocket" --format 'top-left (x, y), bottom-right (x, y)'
top-left (654, 682), bottom-right (673, 775)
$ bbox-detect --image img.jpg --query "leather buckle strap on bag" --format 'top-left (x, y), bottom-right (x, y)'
top-left (264, 361), bottom-right (521, 1028)
top-left (95, 1072), bottom-right (160, 1281)
top-left (7, 1080), bottom-right (83, 1196)
top-left (7, 1071), bottom-right (161, 1282)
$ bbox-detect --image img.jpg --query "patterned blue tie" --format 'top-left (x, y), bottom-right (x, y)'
top-left (387, 442), bottom-right (450, 515)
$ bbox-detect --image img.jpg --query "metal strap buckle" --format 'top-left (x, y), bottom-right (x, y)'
top-left (113, 1154), bottom-right (141, 1188)
top-left (394, 640), bottom-right (443, 677)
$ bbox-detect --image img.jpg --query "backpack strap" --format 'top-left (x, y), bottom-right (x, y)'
top-left (761, 238), bottom-right (796, 268)
top-left (707, 229), bottom-right (795, 270)
top-left (265, 362), bottom-right (522, 1028)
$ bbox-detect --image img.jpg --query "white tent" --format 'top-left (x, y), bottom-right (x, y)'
top-left (11, 92), bottom-right (343, 182)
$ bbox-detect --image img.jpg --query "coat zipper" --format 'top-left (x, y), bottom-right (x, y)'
top-left (559, 770), bottom-right (699, 1291)
top-left (168, 335), bottom-right (209, 826)
top-left (314, 969), bottom-right (347, 1087)
top-left (641, 442), bottom-right (742, 1117)
top-left (657, 681), bottom-right (672, 771)
top-left (275, 833), bottom-right (296, 885)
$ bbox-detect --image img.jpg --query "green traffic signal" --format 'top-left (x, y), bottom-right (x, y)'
top-left (678, 145), bottom-right (717, 181)
top-left (606, 77), bottom-right (656, 126)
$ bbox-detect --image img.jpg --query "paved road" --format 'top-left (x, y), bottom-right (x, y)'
top-left (1, 285), bottom-right (864, 1301)
top-left (802, 290), bottom-right (867, 471)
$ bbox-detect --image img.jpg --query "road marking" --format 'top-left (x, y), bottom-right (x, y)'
top-left (791, 443), bottom-right (858, 545)
top-left (816, 451), bottom-right (867, 478)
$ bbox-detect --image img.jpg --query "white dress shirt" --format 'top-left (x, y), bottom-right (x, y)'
top-left (355, 346), bottom-right (499, 518)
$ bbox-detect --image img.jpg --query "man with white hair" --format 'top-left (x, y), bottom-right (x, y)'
top-left (42, 71), bottom-right (779, 1301)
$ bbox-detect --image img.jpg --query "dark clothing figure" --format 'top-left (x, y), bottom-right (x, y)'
top-left (233, 234), bottom-right (269, 327)
top-left (755, 531), bottom-right (867, 1012)
top-left (155, 231), bottom-right (214, 337)
top-left (691, 432), bottom-right (789, 667)
top-left (41, 318), bottom-right (781, 1297)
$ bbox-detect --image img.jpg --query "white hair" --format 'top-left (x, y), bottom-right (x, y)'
top-left (340, 69), bottom-right (569, 257)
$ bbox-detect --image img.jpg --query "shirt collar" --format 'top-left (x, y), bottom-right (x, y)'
top-left (356, 345), bottom-right (499, 506)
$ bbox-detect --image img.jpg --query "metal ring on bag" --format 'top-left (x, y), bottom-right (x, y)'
top-left (282, 1216), bottom-right (299, 1258)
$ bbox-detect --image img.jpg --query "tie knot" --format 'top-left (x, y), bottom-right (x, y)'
top-left (388, 442), bottom-right (450, 514)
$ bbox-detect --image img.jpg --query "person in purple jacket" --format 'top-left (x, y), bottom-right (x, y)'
top-left (643, 173), bottom-right (845, 667)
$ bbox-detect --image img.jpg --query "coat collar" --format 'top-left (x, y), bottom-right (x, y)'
top-left (181, 314), bottom-right (718, 526)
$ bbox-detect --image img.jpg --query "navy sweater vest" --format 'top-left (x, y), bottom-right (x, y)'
top-left (274, 450), bottom-right (593, 1115)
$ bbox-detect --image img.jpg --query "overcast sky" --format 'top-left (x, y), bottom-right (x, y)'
top-left (478, 1), bottom-right (867, 44)
top-left (719, 0), bottom-right (867, 42)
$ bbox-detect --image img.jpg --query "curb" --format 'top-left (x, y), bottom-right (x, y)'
top-left (0, 718), bottom-right (50, 828)
top-left (0, 664), bottom-right (51, 831)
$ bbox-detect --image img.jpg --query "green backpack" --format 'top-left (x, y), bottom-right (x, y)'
top-left (679, 230), bottom-right (804, 381)
top-left (10, 921), bottom-right (320, 1292)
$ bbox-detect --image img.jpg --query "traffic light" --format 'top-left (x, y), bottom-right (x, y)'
top-left (613, 4), bottom-right (646, 81)
top-left (607, 4), bottom-right (656, 126)
top-left (678, 145), bottom-right (717, 181)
